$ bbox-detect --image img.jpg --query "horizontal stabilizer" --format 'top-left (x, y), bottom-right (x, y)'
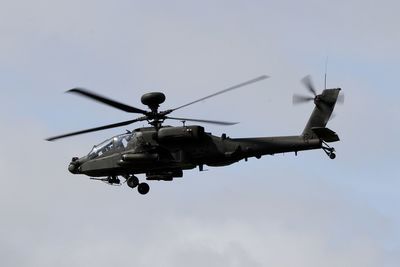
top-left (311, 127), bottom-right (340, 142)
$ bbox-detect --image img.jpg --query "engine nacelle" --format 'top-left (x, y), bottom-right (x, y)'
top-left (157, 126), bottom-right (205, 143)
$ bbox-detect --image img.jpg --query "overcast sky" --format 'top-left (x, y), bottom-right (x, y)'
top-left (1, 0), bottom-right (400, 266)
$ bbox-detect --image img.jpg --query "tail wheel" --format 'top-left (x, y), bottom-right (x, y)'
top-left (322, 141), bottom-right (336, 160)
top-left (138, 182), bottom-right (150, 195)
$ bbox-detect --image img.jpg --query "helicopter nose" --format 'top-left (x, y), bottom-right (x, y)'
top-left (68, 157), bottom-right (81, 174)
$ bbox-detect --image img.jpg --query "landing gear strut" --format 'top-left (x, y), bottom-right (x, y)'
top-left (322, 141), bottom-right (336, 159)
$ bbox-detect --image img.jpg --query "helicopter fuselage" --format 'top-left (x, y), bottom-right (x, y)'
top-left (68, 125), bottom-right (322, 180)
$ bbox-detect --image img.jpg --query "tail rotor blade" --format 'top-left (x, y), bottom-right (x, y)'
top-left (293, 94), bottom-right (315, 105)
top-left (328, 112), bottom-right (336, 121)
top-left (301, 75), bottom-right (317, 96)
top-left (337, 93), bottom-right (345, 104)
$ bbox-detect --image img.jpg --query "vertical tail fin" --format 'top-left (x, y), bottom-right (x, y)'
top-left (302, 88), bottom-right (341, 138)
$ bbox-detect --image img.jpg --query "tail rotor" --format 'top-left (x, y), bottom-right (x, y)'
top-left (293, 75), bottom-right (344, 107)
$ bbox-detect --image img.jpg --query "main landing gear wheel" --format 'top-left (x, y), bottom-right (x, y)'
top-left (127, 176), bottom-right (139, 188)
top-left (138, 182), bottom-right (150, 195)
top-left (329, 152), bottom-right (336, 159)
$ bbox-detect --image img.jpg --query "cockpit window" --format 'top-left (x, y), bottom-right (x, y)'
top-left (88, 133), bottom-right (133, 159)
top-left (131, 132), bottom-right (146, 152)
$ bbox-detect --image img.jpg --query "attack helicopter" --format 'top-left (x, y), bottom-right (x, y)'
top-left (46, 75), bottom-right (343, 195)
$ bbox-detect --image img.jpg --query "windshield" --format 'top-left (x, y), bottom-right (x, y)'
top-left (88, 133), bottom-right (132, 159)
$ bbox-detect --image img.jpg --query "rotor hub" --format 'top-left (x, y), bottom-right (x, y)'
top-left (314, 95), bottom-right (320, 104)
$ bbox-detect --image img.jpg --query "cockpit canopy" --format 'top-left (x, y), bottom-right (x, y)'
top-left (88, 133), bottom-right (132, 159)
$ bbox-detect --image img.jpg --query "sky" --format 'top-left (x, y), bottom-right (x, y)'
top-left (1, 0), bottom-right (400, 266)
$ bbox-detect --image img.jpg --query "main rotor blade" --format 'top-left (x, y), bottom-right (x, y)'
top-left (67, 88), bottom-right (148, 114)
top-left (166, 116), bottom-right (238, 125)
top-left (301, 75), bottom-right (317, 96)
top-left (293, 94), bottom-right (314, 105)
top-left (171, 75), bottom-right (269, 111)
top-left (46, 118), bottom-right (144, 141)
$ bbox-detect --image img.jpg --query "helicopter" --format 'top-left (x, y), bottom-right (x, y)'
top-left (46, 75), bottom-right (343, 195)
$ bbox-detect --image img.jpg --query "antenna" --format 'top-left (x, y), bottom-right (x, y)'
top-left (324, 57), bottom-right (328, 89)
